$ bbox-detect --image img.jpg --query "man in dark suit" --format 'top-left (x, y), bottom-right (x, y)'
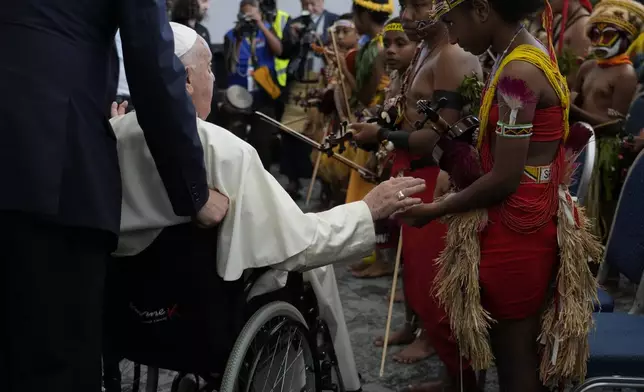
top-left (0, 0), bottom-right (227, 391)
top-left (277, 0), bottom-right (338, 198)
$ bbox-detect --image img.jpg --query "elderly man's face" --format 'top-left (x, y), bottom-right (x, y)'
top-left (300, 0), bottom-right (324, 15)
top-left (184, 39), bottom-right (214, 119)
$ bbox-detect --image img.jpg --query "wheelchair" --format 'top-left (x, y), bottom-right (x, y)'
top-left (102, 223), bottom-right (347, 392)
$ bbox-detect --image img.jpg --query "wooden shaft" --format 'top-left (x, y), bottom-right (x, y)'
top-left (330, 29), bottom-right (354, 123)
top-left (306, 121), bottom-right (332, 205)
top-left (380, 228), bottom-right (404, 378)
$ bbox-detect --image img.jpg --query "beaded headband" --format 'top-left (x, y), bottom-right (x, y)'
top-left (353, 0), bottom-right (394, 14)
top-left (334, 19), bottom-right (356, 29)
top-left (384, 22), bottom-right (404, 32)
top-left (432, 0), bottom-right (466, 20)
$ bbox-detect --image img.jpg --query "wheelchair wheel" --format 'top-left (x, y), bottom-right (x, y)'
top-left (220, 301), bottom-right (320, 392)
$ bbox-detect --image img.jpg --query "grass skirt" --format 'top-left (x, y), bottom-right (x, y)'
top-left (433, 187), bottom-right (602, 387)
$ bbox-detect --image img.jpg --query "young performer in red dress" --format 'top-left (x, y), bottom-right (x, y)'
top-left (396, 0), bottom-right (602, 391)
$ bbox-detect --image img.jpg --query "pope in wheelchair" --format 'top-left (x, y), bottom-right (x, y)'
top-left (103, 22), bottom-right (425, 392)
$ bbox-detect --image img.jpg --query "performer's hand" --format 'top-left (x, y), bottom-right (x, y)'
top-left (392, 202), bottom-right (442, 228)
top-left (195, 189), bottom-right (229, 228)
top-left (324, 48), bottom-right (338, 63)
top-left (363, 177), bottom-right (425, 221)
top-left (349, 122), bottom-right (380, 144)
top-left (110, 101), bottom-right (128, 118)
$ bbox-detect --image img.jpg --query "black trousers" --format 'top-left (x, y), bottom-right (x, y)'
top-left (0, 211), bottom-right (111, 392)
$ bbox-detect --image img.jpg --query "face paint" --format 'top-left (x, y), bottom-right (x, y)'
top-left (588, 23), bottom-right (626, 59)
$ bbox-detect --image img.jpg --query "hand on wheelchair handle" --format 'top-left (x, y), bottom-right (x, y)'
top-left (362, 176), bottom-right (426, 221)
top-left (195, 189), bottom-right (229, 228)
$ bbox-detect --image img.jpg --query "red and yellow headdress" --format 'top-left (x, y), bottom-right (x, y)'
top-left (588, 0), bottom-right (644, 40)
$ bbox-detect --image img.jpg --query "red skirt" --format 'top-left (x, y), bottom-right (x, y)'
top-left (479, 183), bottom-right (559, 320)
top-left (391, 151), bottom-right (447, 319)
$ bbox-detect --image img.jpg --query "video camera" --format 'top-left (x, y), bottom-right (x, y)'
top-left (294, 11), bottom-right (318, 45)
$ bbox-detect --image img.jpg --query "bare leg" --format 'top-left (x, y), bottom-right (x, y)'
top-left (393, 329), bottom-right (436, 364)
top-left (375, 298), bottom-right (418, 347)
top-left (385, 288), bottom-right (405, 303)
top-left (490, 315), bottom-right (548, 392)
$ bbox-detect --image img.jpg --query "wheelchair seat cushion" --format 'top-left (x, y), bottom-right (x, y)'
top-left (593, 287), bottom-right (615, 313)
top-left (587, 313), bottom-right (644, 378)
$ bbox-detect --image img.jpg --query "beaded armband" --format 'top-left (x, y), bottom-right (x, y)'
top-left (495, 121), bottom-right (533, 138)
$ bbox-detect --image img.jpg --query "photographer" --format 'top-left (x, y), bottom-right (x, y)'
top-left (278, 0), bottom-right (339, 198)
top-left (222, 0), bottom-right (283, 169)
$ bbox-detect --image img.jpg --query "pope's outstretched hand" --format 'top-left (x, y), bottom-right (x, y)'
top-left (363, 177), bottom-right (426, 221)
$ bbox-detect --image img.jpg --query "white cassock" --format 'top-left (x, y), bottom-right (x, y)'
top-left (111, 112), bottom-right (374, 391)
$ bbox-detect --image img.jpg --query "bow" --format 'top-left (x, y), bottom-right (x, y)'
top-left (255, 112), bottom-right (378, 182)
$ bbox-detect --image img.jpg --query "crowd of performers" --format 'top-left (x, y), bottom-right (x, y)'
top-left (263, 0), bottom-right (644, 391)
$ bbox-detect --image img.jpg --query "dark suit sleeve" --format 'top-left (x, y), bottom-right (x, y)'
top-left (118, 0), bottom-right (209, 217)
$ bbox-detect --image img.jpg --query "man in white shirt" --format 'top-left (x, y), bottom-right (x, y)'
top-left (109, 22), bottom-right (424, 391)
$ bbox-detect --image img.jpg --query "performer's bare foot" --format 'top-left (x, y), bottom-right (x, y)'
top-left (392, 333), bottom-right (435, 364)
top-left (374, 324), bottom-right (415, 347)
top-left (352, 259), bottom-right (394, 278)
top-left (385, 288), bottom-right (404, 303)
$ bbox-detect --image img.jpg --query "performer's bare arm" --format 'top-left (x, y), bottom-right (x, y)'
top-left (407, 48), bottom-right (483, 156)
top-left (433, 46), bottom-right (483, 125)
top-left (431, 61), bottom-right (549, 216)
top-left (325, 48), bottom-right (357, 90)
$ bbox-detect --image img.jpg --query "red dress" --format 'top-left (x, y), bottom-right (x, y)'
top-left (479, 104), bottom-right (564, 319)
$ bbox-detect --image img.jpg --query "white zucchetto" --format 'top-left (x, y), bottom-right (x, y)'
top-left (169, 22), bottom-right (198, 58)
